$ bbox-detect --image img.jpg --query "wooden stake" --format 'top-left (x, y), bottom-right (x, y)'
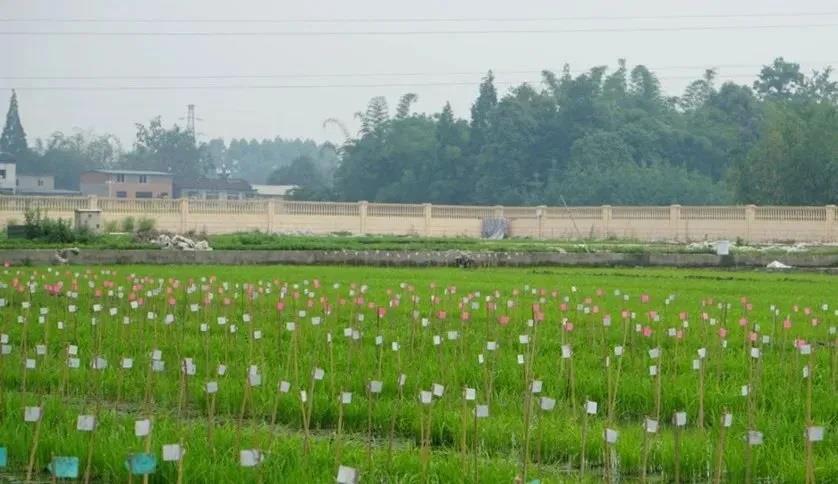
top-left (713, 410), bottom-right (729, 484)
top-left (25, 398), bottom-right (45, 482)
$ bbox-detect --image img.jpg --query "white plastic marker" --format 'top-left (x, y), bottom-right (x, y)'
top-left (336, 465), bottom-right (359, 484)
top-left (162, 444), bottom-right (184, 462)
top-left (239, 449), bottom-right (262, 467)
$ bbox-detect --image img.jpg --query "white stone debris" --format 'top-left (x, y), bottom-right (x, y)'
top-left (766, 260), bottom-right (792, 269)
top-left (153, 234), bottom-right (212, 251)
top-left (54, 247), bottom-right (80, 264)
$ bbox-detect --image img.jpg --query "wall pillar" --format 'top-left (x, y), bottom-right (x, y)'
top-left (87, 195), bottom-right (98, 209)
top-left (423, 203), bottom-right (432, 236)
top-left (536, 205), bottom-right (546, 239)
top-left (745, 204), bottom-right (757, 242)
top-left (669, 204), bottom-right (682, 241)
top-left (601, 205), bottom-right (612, 238)
top-left (358, 200), bottom-right (368, 235)
top-left (179, 198), bottom-right (189, 233)
top-left (267, 199), bottom-right (276, 233)
top-left (826, 205), bottom-right (836, 242)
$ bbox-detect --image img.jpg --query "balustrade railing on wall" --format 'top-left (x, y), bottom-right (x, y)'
top-left (0, 196), bottom-right (834, 243)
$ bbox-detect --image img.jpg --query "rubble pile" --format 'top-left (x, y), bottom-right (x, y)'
top-left (153, 234), bottom-right (212, 251)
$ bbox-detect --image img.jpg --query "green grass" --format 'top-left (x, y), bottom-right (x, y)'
top-left (3, 230), bottom-right (838, 256)
top-left (0, 266), bottom-right (835, 482)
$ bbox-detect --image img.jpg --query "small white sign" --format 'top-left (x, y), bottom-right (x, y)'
top-left (77, 415), bottom-right (96, 432)
top-left (239, 449), bottom-right (262, 467)
top-left (585, 401), bottom-right (598, 415)
top-left (530, 380), bottom-right (543, 394)
top-left (747, 430), bottom-right (763, 446)
top-left (614, 346), bottom-right (624, 357)
top-left (540, 397), bottom-right (556, 411)
top-left (723, 413), bottom-right (733, 428)
top-left (432, 383), bottom-right (445, 397)
top-left (369, 380), bottom-right (383, 394)
top-left (419, 390), bottom-right (432, 404)
top-left (206, 381), bottom-right (219, 394)
top-left (135, 418), bottom-right (151, 437)
top-left (604, 428), bottom-right (619, 444)
top-left (561, 345), bottom-right (572, 359)
top-left (24, 406), bottom-right (42, 422)
top-left (341, 392), bottom-right (352, 404)
top-left (25, 358), bottom-right (36, 369)
top-left (697, 347), bottom-right (707, 359)
top-left (741, 385), bottom-right (749, 397)
top-left (674, 412), bottom-right (687, 427)
top-left (648, 347), bottom-right (660, 359)
top-left (121, 358), bottom-right (134, 369)
top-left (649, 365), bottom-right (658, 377)
top-left (336, 465), bottom-right (358, 484)
top-left (278, 380), bottom-right (291, 393)
top-left (248, 372), bottom-right (262, 387)
top-left (645, 418), bottom-right (658, 433)
top-left (750, 347), bottom-right (761, 359)
top-left (464, 388), bottom-right (476, 401)
top-left (807, 426), bottom-right (825, 442)
top-left (475, 404), bottom-right (489, 418)
top-left (517, 354), bottom-right (525, 365)
top-left (518, 334), bottom-right (529, 344)
top-left (486, 341), bottom-right (497, 351)
top-left (67, 357), bottom-right (80, 369)
top-left (162, 444), bottom-right (184, 462)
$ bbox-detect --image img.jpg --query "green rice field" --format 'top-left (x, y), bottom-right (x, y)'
top-left (0, 265), bottom-right (835, 482)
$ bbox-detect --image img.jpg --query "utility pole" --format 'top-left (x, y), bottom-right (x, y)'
top-left (186, 104), bottom-right (196, 140)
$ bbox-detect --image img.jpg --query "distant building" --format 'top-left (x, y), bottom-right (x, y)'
top-left (252, 184), bottom-right (299, 199)
top-left (80, 169), bottom-right (173, 199)
top-left (16, 174), bottom-right (80, 196)
top-left (0, 157), bottom-right (16, 194)
top-left (17, 174), bottom-right (54, 191)
top-left (175, 177), bottom-right (255, 200)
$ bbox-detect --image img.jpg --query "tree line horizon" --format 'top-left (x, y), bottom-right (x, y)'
top-left (2, 57), bottom-right (836, 206)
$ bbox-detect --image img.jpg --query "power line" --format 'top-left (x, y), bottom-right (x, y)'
top-left (2, 75), bottom-right (764, 92)
top-left (2, 12), bottom-right (837, 23)
top-left (2, 62), bottom-right (835, 81)
top-left (2, 23), bottom-right (837, 36)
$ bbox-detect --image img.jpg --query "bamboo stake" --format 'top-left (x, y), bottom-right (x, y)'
top-left (25, 398), bottom-right (45, 482)
top-left (713, 411), bottom-right (730, 484)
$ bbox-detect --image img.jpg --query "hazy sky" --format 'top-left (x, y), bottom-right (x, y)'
top-left (3, 1), bottom-right (837, 148)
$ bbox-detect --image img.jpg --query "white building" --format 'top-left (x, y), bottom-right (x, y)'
top-left (252, 184), bottom-right (299, 199)
top-left (0, 161), bottom-right (16, 193)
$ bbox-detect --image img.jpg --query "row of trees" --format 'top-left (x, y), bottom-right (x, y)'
top-left (2, 57), bottom-right (836, 204)
top-left (328, 58), bottom-right (837, 206)
top-left (0, 93), bottom-right (336, 190)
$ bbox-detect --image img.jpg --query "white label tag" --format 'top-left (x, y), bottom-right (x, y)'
top-left (77, 415), bottom-right (96, 432)
top-left (24, 406), bottom-right (42, 422)
top-left (162, 444), bottom-right (184, 462)
top-left (134, 419), bottom-right (151, 437)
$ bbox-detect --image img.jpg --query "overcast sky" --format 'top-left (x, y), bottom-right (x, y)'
top-left (2, 0), bottom-right (837, 148)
